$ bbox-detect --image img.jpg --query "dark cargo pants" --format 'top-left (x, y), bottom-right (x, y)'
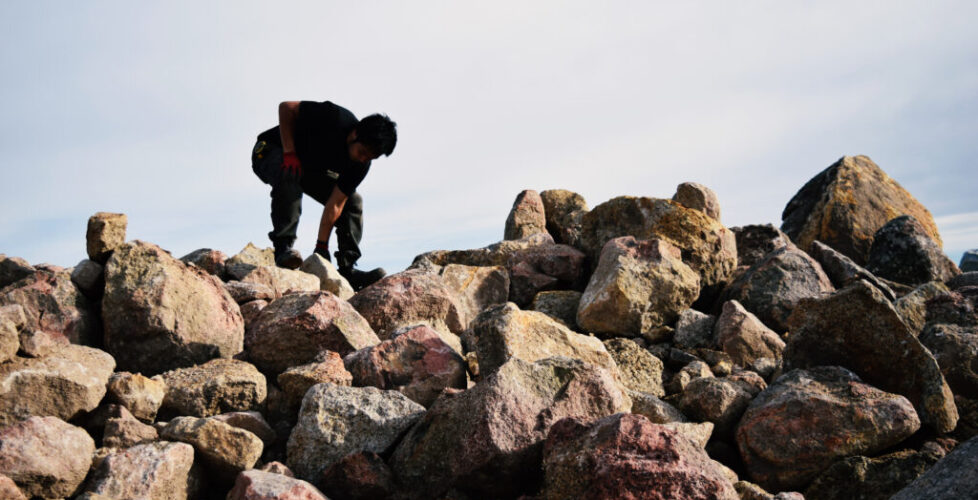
top-left (251, 140), bottom-right (364, 269)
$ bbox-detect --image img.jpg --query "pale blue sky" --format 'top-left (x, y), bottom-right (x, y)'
top-left (1, 1), bottom-right (976, 273)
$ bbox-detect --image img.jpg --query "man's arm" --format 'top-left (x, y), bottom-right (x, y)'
top-left (278, 101), bottom-right (300, 153)
top-left (317, 185), bottom-right (349, 246)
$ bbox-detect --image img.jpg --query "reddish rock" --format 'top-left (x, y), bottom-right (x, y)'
top-left (504, 189), bottom-right (547, 240)
top-left (86, 212), bottom-right (127, 263)
top-left (225, 281), bottom-right (276, 304)
top-left (785, 281), bottom-right (958, 433)
top-left (673, 182), bottom-right (722, 221)
top-left (720, 244), bottom-right (834, 333)
top-left (320, 452), bottom-right (397, 500)
top-left (715, 300), bottom-right (785, 368)
top-left (0, 269), bottom-right (99, 349)
top-left (240, 300), bottom-right (268, 327)
top-left (349, 270), bottom-right (463, 351)
top-left (227, 469), bottom-right (328, 500)
top-left (228, 265), bottom-right (321, 299)
top-left (344, 325), bottom-right (467, 407)
top-left (85, 441), bottom-right (199, 499)
top-left (103, 241), bottom-right (245, 375)
top-left (103, 414), bottom-right (159, 448)
top-left (736, 366), bottom-right (921, 491)
top-left (781, 155), bottom-right (942, 265)
top-left (925, 289), bottom-right (978, 327)
top-left (506, 242), bottom-right (587, 306)
top-left (0, 416), bottom-right (95, 499)
top-left (0, 474), bottom-right (25, 500)
top-left (180, 248), bottom-right (228, 276)
top-left (246, 291), bottom-right (379, 376)
top-left (390, 357), bottom-right (631, 499)
top-left (542, 413), bottom-right (738, 500)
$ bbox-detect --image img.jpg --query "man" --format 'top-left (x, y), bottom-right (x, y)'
top-left (251, 100), bottom-right (396, 290)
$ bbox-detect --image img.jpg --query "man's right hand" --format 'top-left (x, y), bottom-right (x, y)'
top-left (281, 152), bottom-right (302, 179)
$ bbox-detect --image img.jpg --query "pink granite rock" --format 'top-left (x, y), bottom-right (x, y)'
top-left (85, 441), bottom-right (199, 499)
top-left (504, 189), bottom-right (548, 240)
top-left (0, 269), bottom-right (99, 350)
top-left (0, 416), bottom-right (95, 499)
top-left (227, 469), bottom-right (328, 500)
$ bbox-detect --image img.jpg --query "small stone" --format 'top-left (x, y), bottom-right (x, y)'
top-left (227, 266), bottom-right (321, 299)
top-left (240, 300), bottom-right (267, 326)
top-left (300, 254), bottom-right (355, 300)
top-left (210, 411), bottom-right (276, 447)
top-left (673, 181), bottom-right (722, 221)
top-left (661, 421), bottom-right (715, 448)
top-left (320, 452), bottom-right (396, 500)
top-left (666, 360), bottom-right (713, 395)
top-left (227, 469), bottom-right (328, 500)
top-left (277, 351), bottom-right (353, 408)
top-left (86, 212), bottom-right (127, 263)
top-left (259, 461), bottom-right (294, 477)
top-left (895, 281), bottom-right (950, 335)
top-left (731, 225), bottom-right (792, 269)
top-left (438, 264), bottom-right (510, 327)
top-left (225, 243), bottom-right (275, 269)
top-left (678, 376), bottom-right (753, 437)
top-left (179, 248), bottom-right (228, 276)
top-left (102, 415), bottom-right (159, 448)
top-left (106, 371), bottom-right (166, 423)
top-left (70, 259), bottom-right (105, 299)
top-left (674, 309), bottom-right (717, 350)
top-left (225, 280), bottom-right (276, 304)
top-left (160, 416), bottom-right (263, 481)
top-left (504, 189), bottom-right (547, 240)
top-left (628, 390), bottom-right (686, 423)
top-left (540, 189), bottom-right (588, 245)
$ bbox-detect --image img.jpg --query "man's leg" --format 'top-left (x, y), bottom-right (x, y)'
top-left (252, 141), bottom-right (303, 267)
top-left (333, 192), bottom-right (385, 290)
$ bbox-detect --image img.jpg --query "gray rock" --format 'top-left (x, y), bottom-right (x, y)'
top-left (674, 309), bottom-right (718, 350)
top-left (287, 384), bottom-right (425, 484)
top-left (784, 280), bottom-right (958, 433)
top-left (85, 441), bottom-right (198, 500)
top-left (678, 376), bottom-right (753, 437)
top-left (919, 323), bottom-right (978, 399)
top-left (86, 212), bottom-right (127, 263)
top-left (160, 359), bottom-right (267, 418)
top-left (0, 416), bottom-right (95, 499)
top-left (628, 390), bottom-right (686, 423)
top-left (805, 448), bottom-right (944, 500)
top-left (300, 254), bottom-right (355, 300)
top-left (892, 435), bottom-right (978, 499)
top-left (961, 250), bottom-right (978, 272)
top-left (577, 236), bottom-right (700, 337)
top-left (731, 225), bottom-right (792, 269)
top-left (720, 244), bottom-right (834, 333)
top-left (809, 240), bottom-right (895, 300)
top-left (673, 181), bottom-right (722, 221)
top-left (0, 254), bottom-right (35, 290)
top-left (103, 241), bottom-right (244, 375)
top-left (0, 345), bottom-right (115, 427)
top-left (504, 189), bottom-right (547, 240)
top-left (209, 411), bottom-right (276, 448)
top-left (667, 360), bottom-right (714, 395)
top-left (867, 215), bottom-right (960, 286)
top-left (70, 259), bottom-right (105, 299)
top-left (530, 290), bottom-right (582, 330)
top-left (737, 366), bottom-right (921, 492)
top-left (540, 189), bottom-right (588, 246)
top-left (948, 271), bottom-right (978, 290)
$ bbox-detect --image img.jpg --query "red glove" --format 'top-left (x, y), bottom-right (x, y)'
top-left (281, 152), bottom-right (302, 179)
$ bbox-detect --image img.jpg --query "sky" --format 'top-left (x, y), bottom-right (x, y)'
top-left (1, 1), bottom-right (976, 274)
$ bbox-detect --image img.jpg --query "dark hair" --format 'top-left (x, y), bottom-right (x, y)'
top-left (355, 114), bottom-right (397, 156)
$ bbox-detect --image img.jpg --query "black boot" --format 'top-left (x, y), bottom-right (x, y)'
top-left (274, 247), bottom-right (303, 270)
top-left (339, 266), bottom-right (386, 291)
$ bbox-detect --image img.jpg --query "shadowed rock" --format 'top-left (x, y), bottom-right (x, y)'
top-left (504, 189), bottom-right (547, 240)
top-left (731, 224), bottom-right (792, 269)
top-left (866, 215), bottom-right (960, 286)
top-left (892, 435), bottom-right (978, 499)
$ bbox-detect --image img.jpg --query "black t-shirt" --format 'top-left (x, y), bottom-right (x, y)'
top-left (257, 101), bottom-right (370, 197)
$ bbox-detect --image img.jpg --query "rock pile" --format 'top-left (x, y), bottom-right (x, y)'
top-left (0, 154), bottom-right (975, 499)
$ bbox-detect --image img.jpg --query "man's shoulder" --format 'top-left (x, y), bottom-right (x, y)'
top-left (300, 101), bottom-right (357, 124)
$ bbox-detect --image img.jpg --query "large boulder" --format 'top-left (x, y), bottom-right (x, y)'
top-left (805, 448), bottom-right (944, 500)
top-left (160, 359), bottom-right (267, 418)
top-left (0, 345), bottom-right (115, 427)
top-left (344, 325), bottom-right (467, 407)
top-left (471, 302), bottom-right (618, 378)
top-left (542, 413), bottom-right (738, 500)
top-left (84, 441), bottom-right (198, 499)
top-left (102, 241), bottom-right (244, 375)
top-left (438, 263), bottom-right (509, 327)
top-left (389, 357), bottom-right (631, 499)
top-left (287, 384), bottom-right (425, 484)
top-left (919, 323), bottom-right (978, 399)
top-left (781, 155), bottom-right (942, 265)
top-left (348, 270), bottom-right (464, 352)
top-left (86, 212), bottom-right (128, 263)
top-left (715, 300), bottom-right (785, 368)
top-left (674, 308), bottom-right (718, 350)
top-left (736, 366), bottom-right (921, 491)
top-left (720, 244), bottom-right (834, 333)
top-left (577, 236), bottom-right (700, 337)
top-left (580, 196), bottom-right (737, 290)
top-left (160, 416), bottom-right (263, 481)
top-left (227, 470), bottom-right (328, 500)
top-left (866, 215), bottom-right (960, 286)
top-left (672, 181), bottom-right (722, 221)
top-left (540, 189), bottom-right (588, 245)
top-left (0, 416), bottom-right (95, 499)
top-left (504, 189), bottom-right (547, 240)
top-left (730, 225), bottom-right (791, 269)
top-left (784, 280), bottom-right (958, 433)
top-left (0, 269), bottom-right (99, 350)
top-left (892, 435), bottom-right (978, 499)
top-left (246, 291), bottom-right (379, 376)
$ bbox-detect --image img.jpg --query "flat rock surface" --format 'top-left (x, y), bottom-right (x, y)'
top-left (892, 435), bottom-right (978, 499)
top-left (737, 366), bottom-right (921, 491)
top-left (542, 414), bottom-right (737, 500)
top-left (85, 441), bottom-right (198, 500)
top-left (780, 155), bottom-right (941, 265)
top-left (784, 280), bottom-right (958, 433)
top-left (603, 337), bottom-right (665, 396)
top-left (0, 416), bottom-right (95, 499)
top-left (102, 241), bottom-right (244, 375)
top-left (438, 263), bottom-right (509, 328)
top-left (287, 384), bottom-right (425, 485)
top-left (246, 291), bottom-right (379, 376)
